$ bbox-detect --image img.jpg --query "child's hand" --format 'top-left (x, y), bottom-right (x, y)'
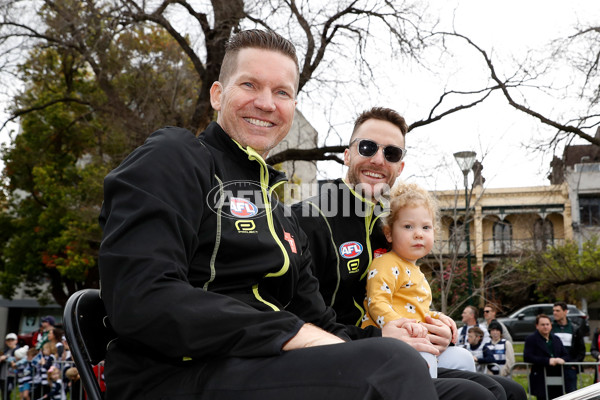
top-left (404, 322), bottom-right (428, 338)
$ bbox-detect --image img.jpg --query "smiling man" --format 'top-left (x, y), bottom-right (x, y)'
top-left (293, 107), bottom-right (527, 400)
top-left (99, 31), bottom-right (452, 400)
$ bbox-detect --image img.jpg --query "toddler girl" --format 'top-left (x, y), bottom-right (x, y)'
top-left (361, 181), bottom-right (474, 376)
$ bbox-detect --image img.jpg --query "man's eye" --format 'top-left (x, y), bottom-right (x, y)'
top-left (242, 82), bottom-right (254, 88)
top-left (277, 89), bottom-right (290, 97)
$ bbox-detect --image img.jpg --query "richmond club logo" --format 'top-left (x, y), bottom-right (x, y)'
top-left (339, 241), bottom-right (363, 259)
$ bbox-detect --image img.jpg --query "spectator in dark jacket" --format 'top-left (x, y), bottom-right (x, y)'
top-left (552, 301), bottom-right (586, 393)
top-left (524, 314), bottom-right (569, 400)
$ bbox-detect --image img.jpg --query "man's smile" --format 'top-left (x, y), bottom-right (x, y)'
top-left (244, 117), bottom-right (274, 127)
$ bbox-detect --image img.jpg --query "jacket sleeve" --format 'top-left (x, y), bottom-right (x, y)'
top-left (99, 128), bottom-right (303, 361)
top-left (291, 201), bottom-right (336, 280)
top-left (524, 335), bottom-right (551, 366)
top-left (501, 341), bottom-right (515, 377)
top-left (573, 325), bottom-right (587, 361)
top-left (556, 338), bottom-right (570, 361)
top-left (283, 213), bottom-right (350, 341)
top-left (501, 322), bottom-right (513, 342)
top-left (479, 344), bottom-right (496, 364)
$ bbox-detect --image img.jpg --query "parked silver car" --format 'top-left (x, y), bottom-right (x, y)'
top-left (496, 303), bottom-right (589, 341)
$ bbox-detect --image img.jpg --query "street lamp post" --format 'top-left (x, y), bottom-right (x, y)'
top-left (453, 151), bottom-right (477, 305)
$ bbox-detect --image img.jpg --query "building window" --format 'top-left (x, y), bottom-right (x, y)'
top-left (580, 196), bottom-right (600, 226)
top-left (493, 221), bottom-right (512, 254)
top-left (449, 220), bottom-right (465, 252)
top-left (534, 219), bottom-right (554, 251)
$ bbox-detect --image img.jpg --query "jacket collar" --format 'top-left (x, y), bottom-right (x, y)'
top-left (199, 122), bottom-right (287, 186)
top-left (338, 178), bottom-right (389, 215)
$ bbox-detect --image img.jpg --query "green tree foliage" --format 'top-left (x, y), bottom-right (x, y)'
top-left (0, 20), bottom-right (199, 305)
top-left (0, 0), bottom-right (505, 306)
top-left (508, 237), bottom-right (600, 304)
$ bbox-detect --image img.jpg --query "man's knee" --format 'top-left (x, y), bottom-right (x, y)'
top-left (351, 338), bottom-right (437, 399)
top-left (489, 375), bottom-right (527, 400)
top-left (434, 378), bottom-right (497, 400)
top-left (356, 337), bottom-right (424, 367)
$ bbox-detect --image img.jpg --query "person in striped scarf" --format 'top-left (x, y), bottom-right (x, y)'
top-left (486, 321), bottom-right (515, 377)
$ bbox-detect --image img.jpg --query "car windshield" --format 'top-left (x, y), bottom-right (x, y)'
top-left (509, 304), bottom-right (584, 318)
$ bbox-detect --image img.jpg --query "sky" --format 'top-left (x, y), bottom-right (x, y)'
top-left (0, 0), bottom-right (598, 192)
top-left (299, 0), bottom-right (600, 191)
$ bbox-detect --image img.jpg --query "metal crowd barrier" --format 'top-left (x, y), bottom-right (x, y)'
top-left (510, 361), bottom-right (600, 400)
top-left (0, 359), bottom-right (96, 400)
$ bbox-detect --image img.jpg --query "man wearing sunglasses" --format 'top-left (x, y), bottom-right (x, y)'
top-left (292, 107), bottom-right (526, 400)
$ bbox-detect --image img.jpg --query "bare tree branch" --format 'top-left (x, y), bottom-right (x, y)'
top-left (266, 145), bottom-right (345, 165)
top-left (440, 31), bottom-right (600, 147)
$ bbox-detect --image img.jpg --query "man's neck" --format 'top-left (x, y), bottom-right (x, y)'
top-left (556, 318), bottom-right (568, 326)
top-left (343, 177), bottom-right (386, 203)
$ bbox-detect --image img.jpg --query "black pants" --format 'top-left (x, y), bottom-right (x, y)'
top-left (107, 337), bottom-right (498, 400)
top-left (438, 368), bottom-right (527, 400)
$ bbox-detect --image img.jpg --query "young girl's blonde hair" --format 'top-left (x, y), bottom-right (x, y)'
top-left (383, 181), bottom-right (439, 231)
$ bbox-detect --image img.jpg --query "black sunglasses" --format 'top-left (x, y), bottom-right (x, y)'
top-left (350, 139), bottom-right (406, 163)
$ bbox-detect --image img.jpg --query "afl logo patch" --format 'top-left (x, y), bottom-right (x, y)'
top-left (339, 241), bottom-right (363, 259)
top-left (230, 197), bottom-right (258, 217)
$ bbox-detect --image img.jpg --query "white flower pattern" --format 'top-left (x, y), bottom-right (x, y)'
top-left (405, 303), bottom-right (416, 314)
top-left (381, 282), bottom-right (391, 293)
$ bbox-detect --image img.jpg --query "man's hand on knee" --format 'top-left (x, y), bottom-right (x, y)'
top-left (436, 313), bottom-right (458, 344)
top-left (422, 316), bottom-right (452, 353)
top-left (282, 323), bottom-right (345, 351)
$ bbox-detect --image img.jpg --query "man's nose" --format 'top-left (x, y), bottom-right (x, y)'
top-left (254, 89), bottom-right (276, 111)
top-left (369, 147), bottom-right (386, 165)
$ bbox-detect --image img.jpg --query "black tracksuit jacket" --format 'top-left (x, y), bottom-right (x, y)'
top-left (99, 122), bottom-right (349, 398)
top-left (292, 179), bottom-right (389, 335)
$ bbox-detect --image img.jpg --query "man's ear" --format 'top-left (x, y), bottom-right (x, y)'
top-left (210, 81), bottom-right (223, 111)
top-left (383, 225), bottom-right (392, 243)
top-left (395, 161), bottom-right (405, 178)
top-left (343, 148), bottom-right (351, 167)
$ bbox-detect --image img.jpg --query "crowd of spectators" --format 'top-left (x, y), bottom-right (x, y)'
top-left (456, 301), bottom-right (595, 400)
top-left (0, 316), bottom-right (104, 400)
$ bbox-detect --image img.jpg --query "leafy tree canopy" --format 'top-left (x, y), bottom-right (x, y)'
top-left (509, 237), bottom-right (600, 304)
top-left (0, 20), bottom-right (199, 305)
